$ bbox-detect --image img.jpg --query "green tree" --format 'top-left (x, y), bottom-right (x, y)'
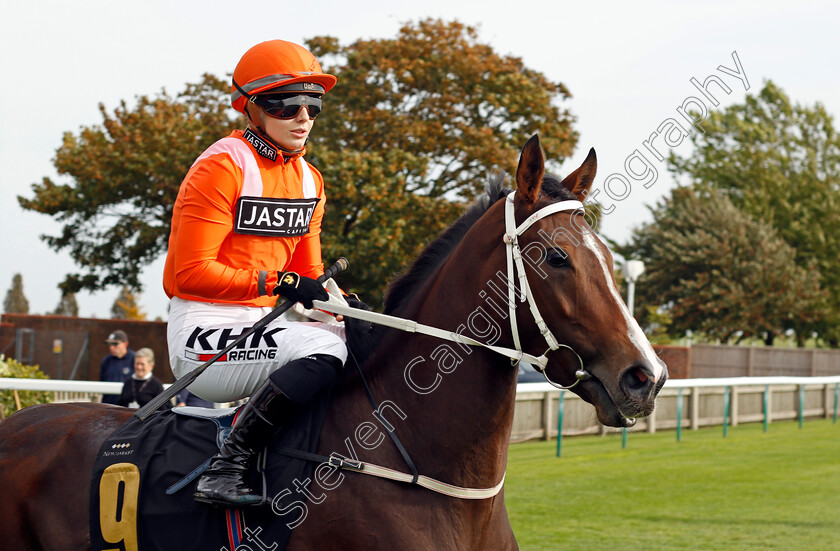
top-left (111, 286), bottom-right (146, 320)
top-left (615, 187), bottom-right (826, 345)
top-left (19, 21), bottom-right (578, 305)
top-left (668, 80), bottom-right (840, 344)
top-left (53, 292), bottom-right (79, 317)
top-left (308, 19), bottom-right (578, 300)
top-left (0, 355), bottom-right (52, 417)
top-left (613, 266), bottom-right (674, 345)
top-left (639, 305), bottom-right (674, 346)
top-left (18, 74), bottom-right (243, 295)
top-left (3, 274), bottom-right (29, 314)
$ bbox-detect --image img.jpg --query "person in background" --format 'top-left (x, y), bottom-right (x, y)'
top-left (99, 330), bottom-right (135, 405)
top-left (117, 347), bottom-right (168, 409)
top-left (176, 388), bottom-right (214, 408)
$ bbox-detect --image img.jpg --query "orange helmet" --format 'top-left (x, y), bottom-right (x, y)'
top-left (231, 40), bottom-right (337, 114)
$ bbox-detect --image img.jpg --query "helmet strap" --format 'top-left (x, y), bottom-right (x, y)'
top-left (234, 77), bottom-right (308, 158)
top-left (232, 77), bottom-right (252, 102)
top-left (243, 102), bottom-right (305, 158)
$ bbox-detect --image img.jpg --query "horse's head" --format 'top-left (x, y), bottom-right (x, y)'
top-left (505, 135), bottom-right (667, 427)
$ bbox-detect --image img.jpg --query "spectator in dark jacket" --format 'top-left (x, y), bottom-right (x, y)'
top-left (117, 347), bottom-right (169, 409)
top-left (100, 330), bottom-right (135, 405)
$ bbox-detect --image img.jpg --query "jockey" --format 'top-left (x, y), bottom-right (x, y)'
top-left (163, 40), bottom-right (348, 508)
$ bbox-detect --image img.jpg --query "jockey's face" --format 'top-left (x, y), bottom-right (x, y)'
top-left (258, 101), bottom-right (315, 152)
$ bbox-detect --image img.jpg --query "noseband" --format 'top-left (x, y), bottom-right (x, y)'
top-left (502, 192), bottom-right (592, 390)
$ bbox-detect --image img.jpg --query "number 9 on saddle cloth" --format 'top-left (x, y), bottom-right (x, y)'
top-left (90, 280), bottom-right (375, 550)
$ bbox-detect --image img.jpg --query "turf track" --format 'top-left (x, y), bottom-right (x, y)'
top-left (505, 419), bottom-right (840, 550)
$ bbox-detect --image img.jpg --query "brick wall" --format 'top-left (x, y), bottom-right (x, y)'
top-left (655, 345), bottom-right (690, 379)
top-left (0, 314), bottom-right (171, 383)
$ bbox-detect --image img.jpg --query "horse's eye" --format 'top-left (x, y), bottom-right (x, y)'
top-left (547, 248), bottom-right (570, 268)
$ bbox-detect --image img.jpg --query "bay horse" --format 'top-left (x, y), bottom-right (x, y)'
top-left (0, 135), bottom-right (666, 550)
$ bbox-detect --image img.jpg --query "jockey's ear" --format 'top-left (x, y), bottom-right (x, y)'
top-left (515, 134), bottom-right (544, 204)
top-left (559, 148), bottom-right (597, 201)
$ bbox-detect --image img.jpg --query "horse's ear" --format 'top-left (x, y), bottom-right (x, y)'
top-left (515, 134), bottom-right (545, 204)
top-left (559, 148), bottom-right (597, 200)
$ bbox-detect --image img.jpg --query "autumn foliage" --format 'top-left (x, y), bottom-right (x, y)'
top-left (305, 20), bottom-right (577, 300)
top-left (19, 74), bottom-right (242, 294)
top-left (19, 20), bottom-right (577, 305)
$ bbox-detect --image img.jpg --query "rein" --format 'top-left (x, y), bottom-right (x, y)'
top-left (314, 192), bottom-right (593, 390)
top-left (286, 195), bottom-right (593, 500)
top-left (313, 299), bottom-right (549, 366)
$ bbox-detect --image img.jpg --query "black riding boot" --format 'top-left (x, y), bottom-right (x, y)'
top-left (193, 353), bottom-right (341, 508)
top-left (193, 380), bottom-right (295, 507)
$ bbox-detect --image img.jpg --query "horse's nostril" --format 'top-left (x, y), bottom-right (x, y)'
top-left (622, 364), bottom-right (653, 395)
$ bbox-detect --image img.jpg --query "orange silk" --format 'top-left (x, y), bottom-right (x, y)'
top-left (163, 131), bottom-right (325, 307)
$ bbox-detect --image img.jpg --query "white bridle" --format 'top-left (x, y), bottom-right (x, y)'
top-left (297, 193), bottom-right (616, 498)
top-left (502, 192), bottom-right (592, 390)
top-left (312, 191), bottom-right (594, 390)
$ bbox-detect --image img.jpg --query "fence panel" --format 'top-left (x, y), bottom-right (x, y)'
top-left (689, 344), bottom-right (840, 379)
top-left (690, 345), bottom-right (750, 378)
top-left (3, 376), bottom-right (840, 442)
top-left (510, 376), bottom-right (840, 442)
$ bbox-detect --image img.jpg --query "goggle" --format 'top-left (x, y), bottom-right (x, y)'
top-left (253, 94), bottom-right (322, 119)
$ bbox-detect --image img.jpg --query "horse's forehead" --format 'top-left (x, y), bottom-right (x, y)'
top-left (531, 208), bottom-right (592, 245)
top-left (577, 226), bottom-right (609, 257)
top-left (580, 231), bottom-right (665, 380)
top-left (524, 209), bottom-right (663, 379)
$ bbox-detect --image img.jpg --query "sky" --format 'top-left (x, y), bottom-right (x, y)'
top-left (1, 0), bottom-right (838, 321)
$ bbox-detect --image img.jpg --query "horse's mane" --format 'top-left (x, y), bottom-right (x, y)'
top-left (382, 175), bottom-right (507, 315)
top-left (342, 171), bottom-right (576, 375)
top-left (382, 172), bottom-right (576, 315)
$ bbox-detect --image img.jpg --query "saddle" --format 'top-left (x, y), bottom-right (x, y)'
top-left (90, 391), bottom-right (333, 551)
top-left (89, 286), bottom-right (376, 551)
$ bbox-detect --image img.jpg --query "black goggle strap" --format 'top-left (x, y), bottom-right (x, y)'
top-left (235, 77), bottom-right (321, 117)
top-left (232, 78), bottom-right (255, 103)
top-left (234, 78), bottom-right (283, 153)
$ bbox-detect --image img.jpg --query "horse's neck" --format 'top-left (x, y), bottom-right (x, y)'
top-left (360, 259), bottom-right (519, 486)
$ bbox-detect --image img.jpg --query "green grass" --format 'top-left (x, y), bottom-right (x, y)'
top-left (505, 419), bottom-right (840, 550)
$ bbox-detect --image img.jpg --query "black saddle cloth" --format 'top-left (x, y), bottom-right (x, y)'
top-left (89, 391), bottom-right (332, 551)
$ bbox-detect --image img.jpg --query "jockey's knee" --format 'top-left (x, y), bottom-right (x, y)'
top-left (293, 326), bottom-right (348, 364)
top-left (268, 353), bottom-right (343, 405)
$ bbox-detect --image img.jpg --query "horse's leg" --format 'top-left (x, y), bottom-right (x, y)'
top-left (0, 403), bottom-right (130, 551)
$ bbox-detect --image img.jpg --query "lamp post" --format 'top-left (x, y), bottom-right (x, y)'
top-left (620, 260), bottom-right (645, 447)
top-left (623, 260), bottom-right (645, 317)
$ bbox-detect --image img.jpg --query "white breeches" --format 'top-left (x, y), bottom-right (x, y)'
top-left (167, 297), bottom-right (347, 403)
